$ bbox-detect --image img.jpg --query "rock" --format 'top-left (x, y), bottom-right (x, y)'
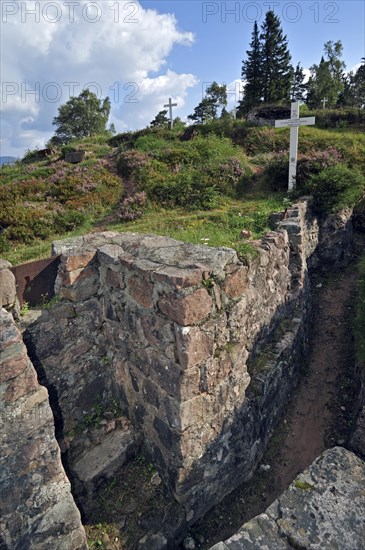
top-left (64, 150), bottom-right (85, 163)
top-left (0, 263), bottom-right (16, 308)
top-left (71, 426), bottom-right (140, 504)
top-left (137, 533), bottom-right (168, 550)
top-left (158, 288), bottom-right (213, 326)
top-left (259, 464), bottom-right (271, 472)
top-left (0, 310), bottom-right (88, 549)
top-left (151, 472), bottom-right (162, 486)
top-left (209, 447), bottom-right (365, 550)
top-left (183, 535), bottom-right (196, 549)
top-left (240, 230), bottom-right (252, 239)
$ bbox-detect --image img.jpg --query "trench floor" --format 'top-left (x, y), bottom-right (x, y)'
top-left (189, 256), bottom-right (360, 549)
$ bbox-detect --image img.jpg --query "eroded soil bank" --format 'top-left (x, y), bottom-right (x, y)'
top-left (188, 258), bottom-right (360, 549)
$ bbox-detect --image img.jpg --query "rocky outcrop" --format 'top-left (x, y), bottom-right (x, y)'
top-left (0, 309), bottom-right (87, 550)
top-left (209, 447), bottom-right (365, 550)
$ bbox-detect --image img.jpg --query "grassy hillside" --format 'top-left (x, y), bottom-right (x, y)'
top-left (1, 116), bottom-right (364, 265)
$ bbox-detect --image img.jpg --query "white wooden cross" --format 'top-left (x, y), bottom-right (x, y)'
top-left (275, 101), bottom-right (316, 191)
top-left (322, 97), bottom-right (327, 109)
top-left (164, 97), bottom-right (177, 128)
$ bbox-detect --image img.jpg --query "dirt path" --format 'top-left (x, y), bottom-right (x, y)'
top-left (192, 263), bottom-right (359, 549)
top-left (276, 268), bottom-right (357, 489)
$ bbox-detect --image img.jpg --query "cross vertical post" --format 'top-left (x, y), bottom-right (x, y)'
top-left (288, 101), bottom-right (299, 191)
top-left (322, 98), bottom-right (327, 109)
top-left (275, 101), bottom-right (316, 192)
top-left (164, 97), bottom-right (178, 129)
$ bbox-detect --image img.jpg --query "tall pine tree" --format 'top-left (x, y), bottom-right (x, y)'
top-left (260, 11), bottom-right (293, 104)
top-left (291, 63), bottom-right (306, 101)
top-left (239, 12), bottom-right (293, 116)
top-left (238, 21), bottom-right (262, 115)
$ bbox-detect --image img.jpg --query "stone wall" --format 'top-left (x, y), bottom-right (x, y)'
top-left (0, 309), bottom-right (87, 549)
top-left (19, 199), bottom-right (355, 527)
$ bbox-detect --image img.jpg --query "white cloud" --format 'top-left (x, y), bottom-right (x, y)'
top-left (0, 1), bottom-right (196, 156)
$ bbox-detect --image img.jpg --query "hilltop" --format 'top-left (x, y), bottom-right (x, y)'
top-left (1, 108), bottom-right (364, 266)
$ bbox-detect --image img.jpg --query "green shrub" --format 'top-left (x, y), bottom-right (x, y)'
top-left (134, 134), bottom-right (172, 153)
top-left (309, 164), bottom-right (365, 213)
top-left (0, 235), bottom-right (11, 254)
top-left (241, 127), bottom-right (289, 156)
top-left (264, 147), bottom-right (344, 192)
top-left (208, 157), bottom-right (251, 196)
top-left (117, 149), bottom-right (150, 180)
top-left (54, 210), bottom-right (88, 232)
top-left (306, 108), bottom-right (364, 129)
top-left (148, 170), bottom-right (220, 210)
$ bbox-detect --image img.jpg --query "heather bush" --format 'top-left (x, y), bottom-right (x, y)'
top-left (117, 150), bottom-right (150, 181)
top-left (265, 147), bottom-right (344, 192)
top-left (241, 127), bottom-right (289, 156)
top-left (296, 147), bottom-right (343, 190)
top-left (309, 164), bottom-right (365, 213)
top-left (119, 192), bottom-right (147, 221)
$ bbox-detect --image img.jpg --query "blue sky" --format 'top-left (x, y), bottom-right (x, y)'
top-left (1, 1), bottom-right (364, 157)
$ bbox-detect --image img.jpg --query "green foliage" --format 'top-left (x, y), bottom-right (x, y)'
top-left (110, 197), bottom-right (284, 262)
top-left (308, 164), bottom-right (365, 214)
top-left (117, 149), bottom-right (150, 182)
top-left (306, 41), bottom-right (346, 108)
top-left (242, 126), bottom-right (288, 155)
top-left (41, 294), bottom-right (61, 310)
top-left (148, 171), bottom-right (221, 210)
top-left (238, 21), bottom-right (262, 115)
top-left (71, 398), bottom-right (124, 437)
top-left (117, 134), bottom-right (251, 209)
top-left (188, 81), bottom-right (227, 123)
top-left (239, 11), bottom-right (293, 114)
top-left (20, 301), bottom-right (30, 316)
top-left (0, 153), bottom-right (122, 248)
top-left (119, 192), bottom-right (147, 221)
top-left (295, 480), bottom-right (314, 490)
top-left (260, 11), bottom-right (293, 104)
top-left (51, 89), bottom-right (111, 144)
top-left (291, 63), bottom-right (307, 102)
top-left (305, 108), bottom-right (364, 129)
top-left (150, 109), bottom-right (169, 128)
top-left (355, 255), bottom-right (365, 363)
top-left (265, 147), bottom-right (343, 192)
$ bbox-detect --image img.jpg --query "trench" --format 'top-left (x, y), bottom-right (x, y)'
top-left (188, 254), bottom-right (361, 549)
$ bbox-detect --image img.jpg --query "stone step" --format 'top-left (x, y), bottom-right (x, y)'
top-left (71, 426), bottom-right (139, 500)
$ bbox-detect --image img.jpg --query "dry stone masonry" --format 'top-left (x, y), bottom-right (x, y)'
top-left (1, 198), bottom-right (360, 548)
